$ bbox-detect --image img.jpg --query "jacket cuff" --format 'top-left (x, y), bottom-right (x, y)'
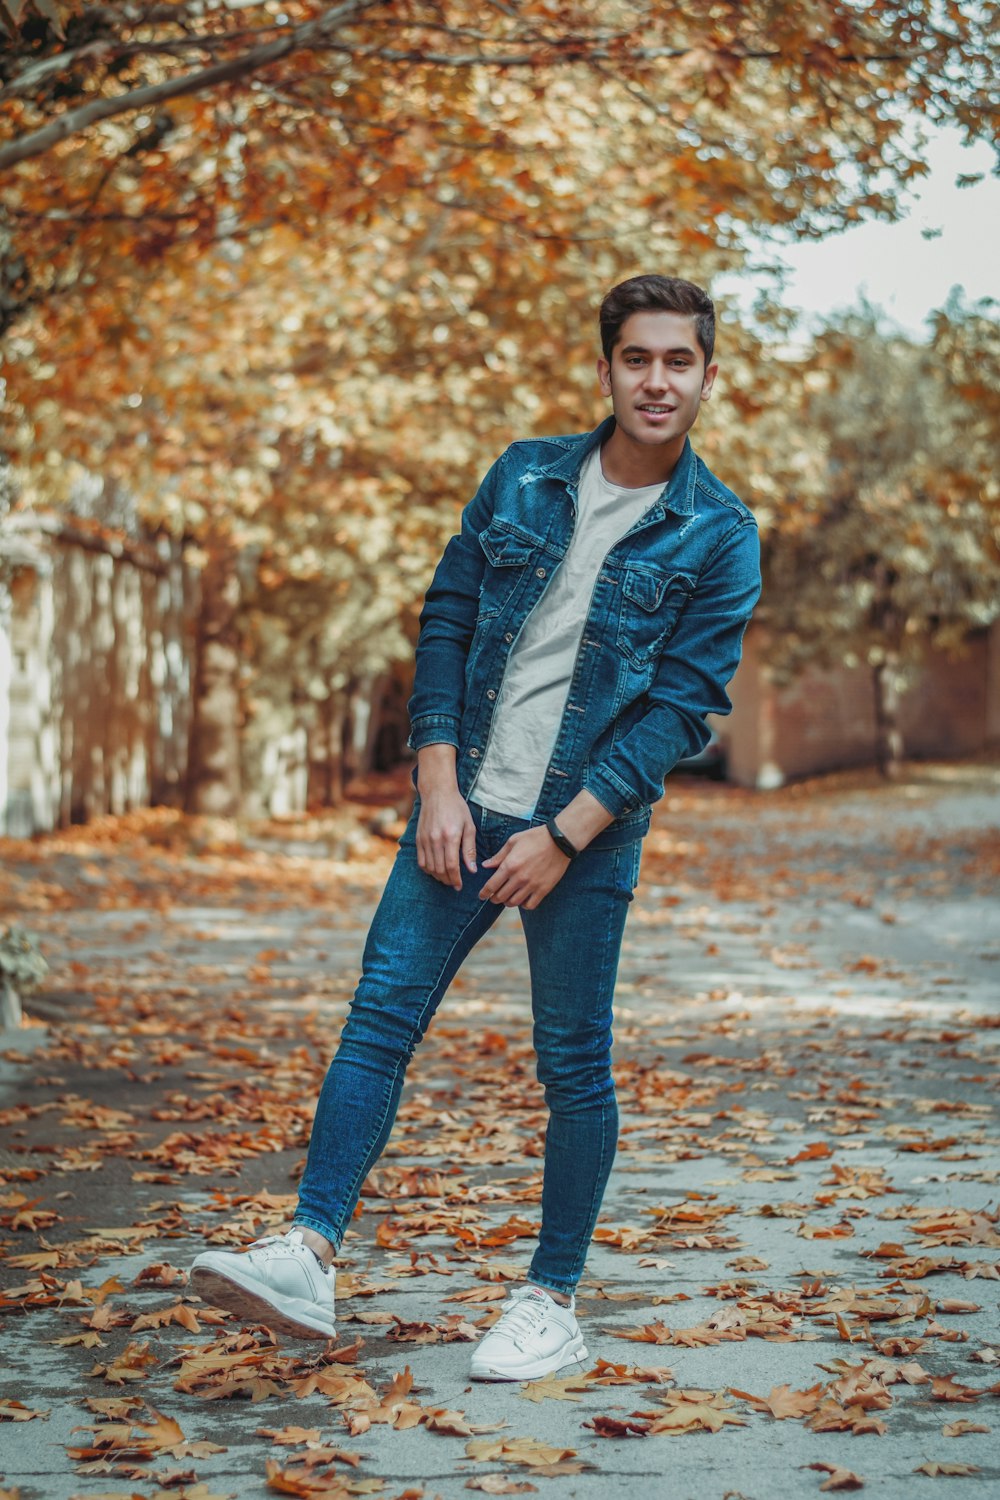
top-left (582, 764), bottom-right (639, 820)
top-left (407, 714), bottom-right (462, 752)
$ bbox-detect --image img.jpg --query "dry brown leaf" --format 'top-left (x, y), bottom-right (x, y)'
top-left (464, 1479), bottom-right (537, 1495)
top-left (941, 1421), bottom-right (990, 1437)
top-left (517, 1373), bottom-right (588, 1403)
top-left (131, 1301), bottom-right (202, 1333)
top-left (257, 1427), bottom-right (323, 1447)
top-left (0, 1400), bottom-right (49, 1421)
top-left (729, 1383), bottom-right (824, 1419)
top-left (788, 1142), bottom-right (835, 1164)
top-left (605, 1321), bottom-right (673, 1345)
top-left (930, 1376), bottom-right (983, 1403)
top-left (914, 1461), bottom-right (981, 1476)
top-left (645, 1391), bottom-right (748, 1435)
top-left (464, 1437), bottom-right (577, 1467)
top-left (584, 1414), bottom-right (650, 1438)
top-left (53, 1331), bottom-right (106, 1349)
top-left (89, 1340), bottom-right (158, 1385)
top-left (423, 1407), bottom-right (506, 1438)
top-left (263, 1459), bottom-right (349, 1496)
top-left (806, 1462), bottom-right (865, 1490)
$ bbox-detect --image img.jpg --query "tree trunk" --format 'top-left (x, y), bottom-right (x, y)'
top-left (323, 689), bottom-right (345, 808)
top-left (0, 978), bottom-right (22, 1032)
top-left (185, 541), bottom-right (242, 815)
top-left (872, 659), bottom-right (904, 779)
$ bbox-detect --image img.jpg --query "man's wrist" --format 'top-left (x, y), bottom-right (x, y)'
top-left (416, 743), bottom-right (460, 792)
top-left (549, 788), bottom-right (615, 852)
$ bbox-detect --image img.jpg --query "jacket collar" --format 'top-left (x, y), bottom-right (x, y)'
top-left (536, 416), bottom-right (697, 518)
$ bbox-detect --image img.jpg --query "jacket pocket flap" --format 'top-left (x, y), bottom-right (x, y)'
top-left (478, 522), bottom-right (537, 567)
top-left (621, 570), bottom-right (693, 611)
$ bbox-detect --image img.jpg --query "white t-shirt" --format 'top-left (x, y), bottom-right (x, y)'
top-left (469, 445), bottom-right (663, 818)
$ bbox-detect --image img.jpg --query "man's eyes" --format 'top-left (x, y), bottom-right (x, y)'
top-left (625, 357), bottom-right (690, 368)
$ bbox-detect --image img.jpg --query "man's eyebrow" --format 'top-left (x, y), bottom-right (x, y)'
top-left (619, 343), bottom-right (697, 358)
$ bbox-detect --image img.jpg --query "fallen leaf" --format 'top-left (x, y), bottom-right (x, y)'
top-left (914, 1461), bottom-right (981, 1476)
top-left (806, 1461), bottom-right (865, 1490)
top-left (584, 1414), bottom-right (650, 1437)
top-left (517, 1373), bottom-right (588, 1403)
top-left (729, 1383), bottom-right (824, 1419)
top-left (0, 1400), bottom-right (50, 1421)
top-left (89, 1341), bottom-right (158, 1385)
top-left (605, 1321), bottom-right (673, 1345)
top-left (465, 1479), bottom-right (537, 1495)
top-left (257, 1427), bottom-right (323, 1447)
top-left (464, 1437), bottom-right (577, 1468)
top-left (930, 1376), bottom-right (983, 1403)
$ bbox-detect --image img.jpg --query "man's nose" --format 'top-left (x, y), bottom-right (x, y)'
top-left (643, 363), bottom-right (670, 391)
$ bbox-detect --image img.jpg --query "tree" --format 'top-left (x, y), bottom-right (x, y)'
top-left (762, 298), bottom-right (1000, 775)
top-left (3, 3), bottom-right (997, 324)
top-left (2, 3), bottom-right (997, 810)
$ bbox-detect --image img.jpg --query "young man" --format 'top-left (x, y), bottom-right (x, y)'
top-left (191, 274), bottom-right (761, 1380)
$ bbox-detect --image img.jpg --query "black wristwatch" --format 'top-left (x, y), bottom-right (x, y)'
top-left (545, 817), bottom-right (580, 861)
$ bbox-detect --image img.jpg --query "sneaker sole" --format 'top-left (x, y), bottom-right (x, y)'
top-left (191, 1264), bottom-right (335, 1341)
top-left (469, 1336), bottom-right (589, 1382)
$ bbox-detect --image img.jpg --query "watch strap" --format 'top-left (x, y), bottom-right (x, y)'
top-left (545, 817), bottom-right (580, 861)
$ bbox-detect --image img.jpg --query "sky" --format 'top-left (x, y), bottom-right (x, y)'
top-left (715, 126), bottom-right (998, 340)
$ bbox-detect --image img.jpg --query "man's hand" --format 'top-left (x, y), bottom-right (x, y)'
top-left (416, 745), bottom-right (477, 890)
top-left (478, 825), bottom-right (570, 909)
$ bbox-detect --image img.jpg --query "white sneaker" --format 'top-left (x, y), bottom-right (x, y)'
top-left (469, 1285), bottom-right (588, 1381)
top-left (190, 1228), bottom-right (335, 1340)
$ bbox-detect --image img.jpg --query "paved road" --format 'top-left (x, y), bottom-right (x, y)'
top-left (1, 762), bottom-right (998, 1499)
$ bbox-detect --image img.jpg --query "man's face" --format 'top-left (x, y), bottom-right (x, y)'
top-left (597, 310), bottom-right (717, 449)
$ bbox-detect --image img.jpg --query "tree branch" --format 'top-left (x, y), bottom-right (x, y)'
top-left (0, 0), bottom-right (918, 177)
top-left (0, 0), bottom-right (386, 171)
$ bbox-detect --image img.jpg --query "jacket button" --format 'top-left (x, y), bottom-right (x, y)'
top-left (487, 689), bottom-right (496, 700)
top-left (469, 748), bottom-right (480, 758)
top-left (504, 632), bottom-right (514, 643)
top-left (535, 567), bottom-right (546, 578)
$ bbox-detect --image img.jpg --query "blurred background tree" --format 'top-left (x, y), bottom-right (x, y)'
top-left (763, 296), bottom-right (1000, 776)
top-left (2, 1), bottom-right (997, 808)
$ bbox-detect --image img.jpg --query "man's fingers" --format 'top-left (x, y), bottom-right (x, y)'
top-left (481, 871), bottom-right (519, 905)
top-left (481, 839), bottom-right (510, 870)
top-left (461, 820), bottom-right (478, 874)
top-left (417, 831), bottom-right (464, 889)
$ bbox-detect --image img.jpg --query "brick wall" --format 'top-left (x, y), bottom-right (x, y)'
top-left (720, 621), bottom-right (999, 788)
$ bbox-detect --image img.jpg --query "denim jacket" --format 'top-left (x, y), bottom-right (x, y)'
top-left (407, 415), bottom-right (760, 846)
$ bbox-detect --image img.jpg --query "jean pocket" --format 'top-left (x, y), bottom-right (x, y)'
top-left (616, 569), bottom-right (695, 668)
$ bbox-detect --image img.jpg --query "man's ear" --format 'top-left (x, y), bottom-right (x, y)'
top-left (701, 361), bottom-right (719, 401)
top-left (597, 356), bottom-right (612, 397)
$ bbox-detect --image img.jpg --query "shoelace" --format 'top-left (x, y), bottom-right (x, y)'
top-left (249, 1232), bottom-right (305, 1259)
top-left (250, 1231), bottom-right (331, 1275)
top-left (494, 1292), bottom-right (552, 1349)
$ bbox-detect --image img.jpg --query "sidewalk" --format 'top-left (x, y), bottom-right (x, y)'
top-left (1, 763), bottom-right (998, 1500)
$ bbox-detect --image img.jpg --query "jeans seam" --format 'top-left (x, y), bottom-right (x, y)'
top-left (322, 893), bottom-right (501, 1242)
top-left (528, 844), bottom-right (626, 1292)
top-left (567, 850), bottom-right (619, 1281)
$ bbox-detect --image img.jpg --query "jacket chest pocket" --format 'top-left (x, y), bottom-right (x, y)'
top-left (476, 520), bottom-right (540, 619)
top-left (616, 569), bottom-right (695, 668)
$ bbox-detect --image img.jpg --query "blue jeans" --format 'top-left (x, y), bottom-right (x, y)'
top-left (293, 800), bottom-right (642, 1296)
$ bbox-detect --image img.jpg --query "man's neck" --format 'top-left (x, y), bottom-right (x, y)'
top-left (599, 427), bottom-right (686, 489)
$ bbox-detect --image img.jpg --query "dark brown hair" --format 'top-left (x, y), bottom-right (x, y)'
top-left (599, 275), bottom-right (715, 368)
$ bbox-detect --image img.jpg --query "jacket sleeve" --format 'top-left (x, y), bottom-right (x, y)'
top-left (583, 518), bottom-right (761, 818)
top-left (406, 452), bottom-right (506, 751)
